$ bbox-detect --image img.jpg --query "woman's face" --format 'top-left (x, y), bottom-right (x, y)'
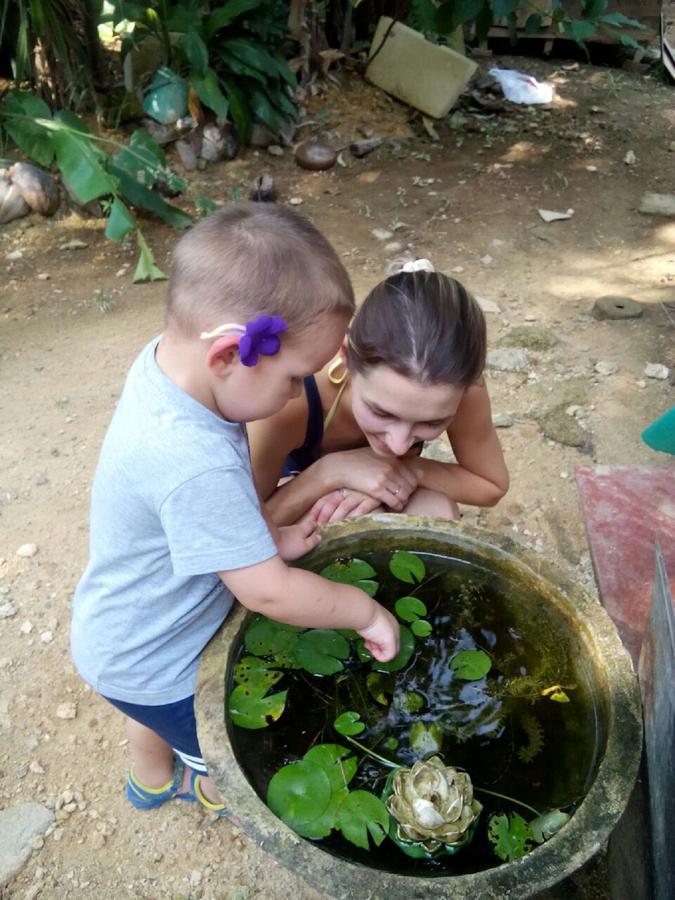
top-left (350, 364), bottom-right (465, 457)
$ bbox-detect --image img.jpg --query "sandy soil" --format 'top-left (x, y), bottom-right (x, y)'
top-left (1, 54), bottom-right (673, 899)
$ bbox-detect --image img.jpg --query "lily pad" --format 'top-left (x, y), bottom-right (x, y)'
top-left (393, 691), bottom-right (425, 714)
top-left (488, 812), bottom-right (533, 862)
top-left (371, 625), bottom-right (415, 673)
top-left (233, 656), bottom-right (283, 690)
top-left (228, 683), bottom-right (287, 729)
top-left (366, 671), bottom-right (395, 706)
top-left (244, 618), bottom-right (300, 657)
top-left (267, 760), bottom-right (333, 837)
top-left (320, 559), bottom-right (376, 583)
top-left (304, 744), bottom-right (357, 790)
top-left (295, 629), bottom-right (350, 675)
top-left (336, 790), bottom-right (390, 850)
top-left (450, 649), bottom-right (492, 680)
top-left (411, 619), bottom-right (433, 638)
top-left (389, 551), bottom-right (426, 584)
top-left (409, 720), bottom-right (443, 756)
top-left (394, 596), bottom-right (427, 622)
top-left (334, 711), bottom-right (365, 737)
top-left (529, 809), bottom-right (570, 843)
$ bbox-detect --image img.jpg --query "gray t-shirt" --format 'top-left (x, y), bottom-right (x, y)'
top-left (71, 337), bottom-right (277, 705)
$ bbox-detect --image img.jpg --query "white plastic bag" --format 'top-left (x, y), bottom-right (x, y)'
top-left (489, 67), bottom-right (554, 104)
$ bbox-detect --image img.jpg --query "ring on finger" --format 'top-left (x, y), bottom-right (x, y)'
top-left (339, 488), bottom-right (347, 498)
top-left (393, 486), bottom-right (401, 496)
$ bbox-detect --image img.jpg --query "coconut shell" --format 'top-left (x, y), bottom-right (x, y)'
top-left (9, 163), bottom-right (59, 216)
top-left (0, 178), bottom-right (30, 225)
top-left (294, 141), bottom-right (337, 172)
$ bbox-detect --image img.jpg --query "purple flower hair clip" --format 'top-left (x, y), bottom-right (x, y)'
top-left (200, 315), bottom-right (288, 367)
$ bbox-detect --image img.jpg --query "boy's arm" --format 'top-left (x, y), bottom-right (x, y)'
top-left (219, 556), bottom-right (400, 661)
top-left (408, 382), bottom-right (509, 507)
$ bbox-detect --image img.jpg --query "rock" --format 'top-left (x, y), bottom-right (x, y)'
top-left (36, 273), bottom-right (50, 281)
top-left (0, 803), bottom-right (54, 886)
top-left (477, 297), bottom-right (501, 314)
top-left (8, 163), bottom-right (59, 216)
top-left (538, 405), bottom-right (588, 448)
top-left (288, 197), bottom-right (303, 206)
top-left (20, 620), bottom-right (33, 634)
top-left (592, 295), bottom-right (643, 320)
top-left (0, 601), bottom-right (17, 619)
top-left (249, 122), bottom-right (276, 148)
top-left (16, 543), bottom-right (38, 558)
top-left (6, 250), bottom-right (23, 261)
top-left (249, 174), bottom-right (277, 203)
top-left (28, 761), bottom-right (45, 775)
top-left (200, 124), bottom-right (238, 162)
top-left (90, 832), bottom-right (106, 850)
top-left (59, 240), bottom-right (88, 251)
top-left (644, 363), bottom-right (670, 380)
top-left (190, 870), bottom-right (203, 887)
top-left (267, 144), bottom-right (284, 157)
top-left (499, 325), bottom-right (558, 351)
top-left (623, 150), bottom-right (637, 165)
top-left (384, 241), bottom-right (404, 254)
top-left (492, 412), bottom-right (514, 428)
top-left (594, 361), bottom-right (618, 376)
top-left (480, 254), bottom-right (494, 265)
top-left (639, 193), bottom-right (675, 218)
top-left (56, 702), bottom-right (77, 720)
top-left (122, 35), bottom-right (164, 93)
top-left (175, 139), bottom-right (197, 172)
top-left (40, 631), bottom-right (53, 644)
top-left (349, 138), bottom-right (384, 158)
top-left (372, 228), bottom-right (393, 241)
top-left (62, 178), bottom-right (103, 217)
top-left (294, 141), bottom-right (337, 171)
top-left (486, 348), bottom-right (530, 372)
top-left (538, 208), bottom-right (574, 223)
top-left (0, 181), bottom-right (30, 225)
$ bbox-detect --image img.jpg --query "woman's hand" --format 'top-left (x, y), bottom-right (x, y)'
top-left (320, 448), bottom-right (417, 511)
top-left (310, 489), bottom-right (383, 524)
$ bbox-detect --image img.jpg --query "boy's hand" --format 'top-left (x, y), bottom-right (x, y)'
top-left (357, 604), bottom-right (400, 662)
top-left (276, 519), bottom-right (321, 561)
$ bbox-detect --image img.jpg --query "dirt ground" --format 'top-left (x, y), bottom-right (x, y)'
top-left (1, 53), bottom-right (674, 900)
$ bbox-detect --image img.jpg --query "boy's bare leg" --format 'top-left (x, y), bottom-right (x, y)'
top-left (403, 488), bottom-right (460, 520)
top-left (125, 717), bottom-right (176, 788)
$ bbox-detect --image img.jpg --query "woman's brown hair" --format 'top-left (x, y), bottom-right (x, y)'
top-left (347, 271), bottom-right (486, 388)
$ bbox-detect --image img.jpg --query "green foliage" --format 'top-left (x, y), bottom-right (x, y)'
top-left (411, 619), bottom-right (433, 638)
top-left (267, 743), bottom-right (387, 849)
top-left (389, 551), bottom-right (426, 585)
top-left (517, 712), bottom-right (544, 763)
top-left (409, 720), bottom-right (443, 756)
top-left (366, 672), bottom-right (395, 706)
top-left (109, 0), bottom-right (297, 139)
top-left (529, 808), bottom-right (570, 843)
top-left (394, 596), bottom-right (427, 623)
top-left (450, 649), bottom-right (492, 680)
top-left (334, 711), bottom-right (366, 736)
top-left (295, 629), bottom-right (351, 676)
top-left (228, 682), bottom-right (288, 729)
top-left (488, 812), bottom-right (533, 862)
top-left (321, 558), bottom-right (379, 597)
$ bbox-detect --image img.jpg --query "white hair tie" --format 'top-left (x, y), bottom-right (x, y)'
top-left (401, 258), bottom-right (435, 274)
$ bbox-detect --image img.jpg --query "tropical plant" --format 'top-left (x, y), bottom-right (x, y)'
top-left (107, 0), bottom-right (298, 139)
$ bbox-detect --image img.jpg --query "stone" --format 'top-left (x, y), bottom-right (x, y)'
top-left (349, 138), bottom-right (384, 158)
top-left (371, 228), bottom-right (393, 241)
top-left (594, 361), bottom-right (618, 376)
top-left (0, 601), bottom-right (17, 619)
top-left (16, 543), bottom-right (38, 558)
top-left (644, 363), bottom-right (669, 380)
top-left (20, 620), bottom-right (33, 634)
top-left (250, 174), bottom-right (276, 203)
top-left (56, 702), bottom-right (77, 720)
top-left (288, 197), bottom-right (303, 206)
top-left (267, 144), bottom-right (284, 157)
top-left (477, 297), bottom-right (501, 314)
top-left (200, 124), bottom-right (238, 162)
top-left (0, 181), bottom-right (30, 225)
top-left (492, 412), bottom-right (514, 428)
top-left (122, 35), bottom-right (164, 93)
top-left (384, 241), bottom-right (404, 254)
top-left (36, 273), bottom-right (50, 281)
top-left (143, 118), bottom-right (180, 146)
top-left (175, 139), bottom-right (197, 172)
top-left (480, 254), bottom-right (494, 265)
top-left (28, 761), bottom-right (44, 774)
top-left (592, 295), bottom-right (643, 320)
top-left (0, 803), bottom-right (54, 886)
top-left (8, 163), bottom-right (59, 216)
top-left (365, 17), bottom-right (477, 119)
top-left (6, 250), bottom-right (23, 261)
top-left (538, 405), bottom-right (588, 448)
top-left (294, 141), bottom-right (336, 171)
top-left (249, 122), bottom-right (276, 148)
top-left (486, 348), bottom-right (529, 372)
top-left (59, 240), bottom-right (88, 251)
top-left (623, 150), bottom-right (637, 165)
top-left (40, 631), bottom-right (53, 644)
top-left (639, 193), bottom-right (675, 218)
top-left (499, 325), bottom-right (558, 351)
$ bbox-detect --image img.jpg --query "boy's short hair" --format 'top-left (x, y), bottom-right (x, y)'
top-left (166, 202), bottom-right (355, 336)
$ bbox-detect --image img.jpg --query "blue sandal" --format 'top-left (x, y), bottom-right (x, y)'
top-left (125, 758), bottom-right (196, 810)
top-left (190, 769), bottom-right (228, 816)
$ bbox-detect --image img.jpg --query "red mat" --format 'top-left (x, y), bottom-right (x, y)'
top-left (576, 466), bottom-right (675, 665)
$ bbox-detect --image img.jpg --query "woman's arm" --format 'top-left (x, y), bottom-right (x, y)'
top-left (408, 382), bottom-right (509, 507)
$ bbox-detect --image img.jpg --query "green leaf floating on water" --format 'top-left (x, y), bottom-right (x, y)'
top-left (304, 744), bottom-right (357, 790)
top-left (450, 649), bottom-right (492, 680)
top-left (411, 619), bottom-right (433, 638)
top-left (488, 812), bottom-right (533, 862)
top-left (409, 720), bottom-right (443, 756)
top-left (529, 809), bottom-right (570, 843)
top-left (394, 691), bottom-right (425, 714)
top-left (244, 618), bottom-right (300, 658)
top-left (295, 629), bottom-right (350, 675)
top-left (394, 596), bottom-right (427, 622)
top-left (336, 790), bottom-right (390, 851)
top-left (371, 625), bottom-right (415, 673)
top-left (366, 671), bottom-right (395, 706)
top-left (233, 656), bottom-right (283, 690)
top-left (320, 559), bottom-right (379, 596)
top-left (267, 760), bottom-right (333, 837)
top-left (334, 711), bottom-right (365, 736)
top-left (389, 551), bottom-right (426, 584)
top-left (228, 683), bottom-right (287, 729)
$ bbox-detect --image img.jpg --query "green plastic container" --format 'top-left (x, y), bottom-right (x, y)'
top-left (642, 407), bottom-right (675, 455)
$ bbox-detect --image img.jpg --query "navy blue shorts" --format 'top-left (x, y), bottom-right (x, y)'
top-left (103, 694), bottom-right (207, 773)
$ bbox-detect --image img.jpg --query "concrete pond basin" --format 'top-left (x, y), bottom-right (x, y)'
top-left (196, 516), bottom-right (642, 899)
